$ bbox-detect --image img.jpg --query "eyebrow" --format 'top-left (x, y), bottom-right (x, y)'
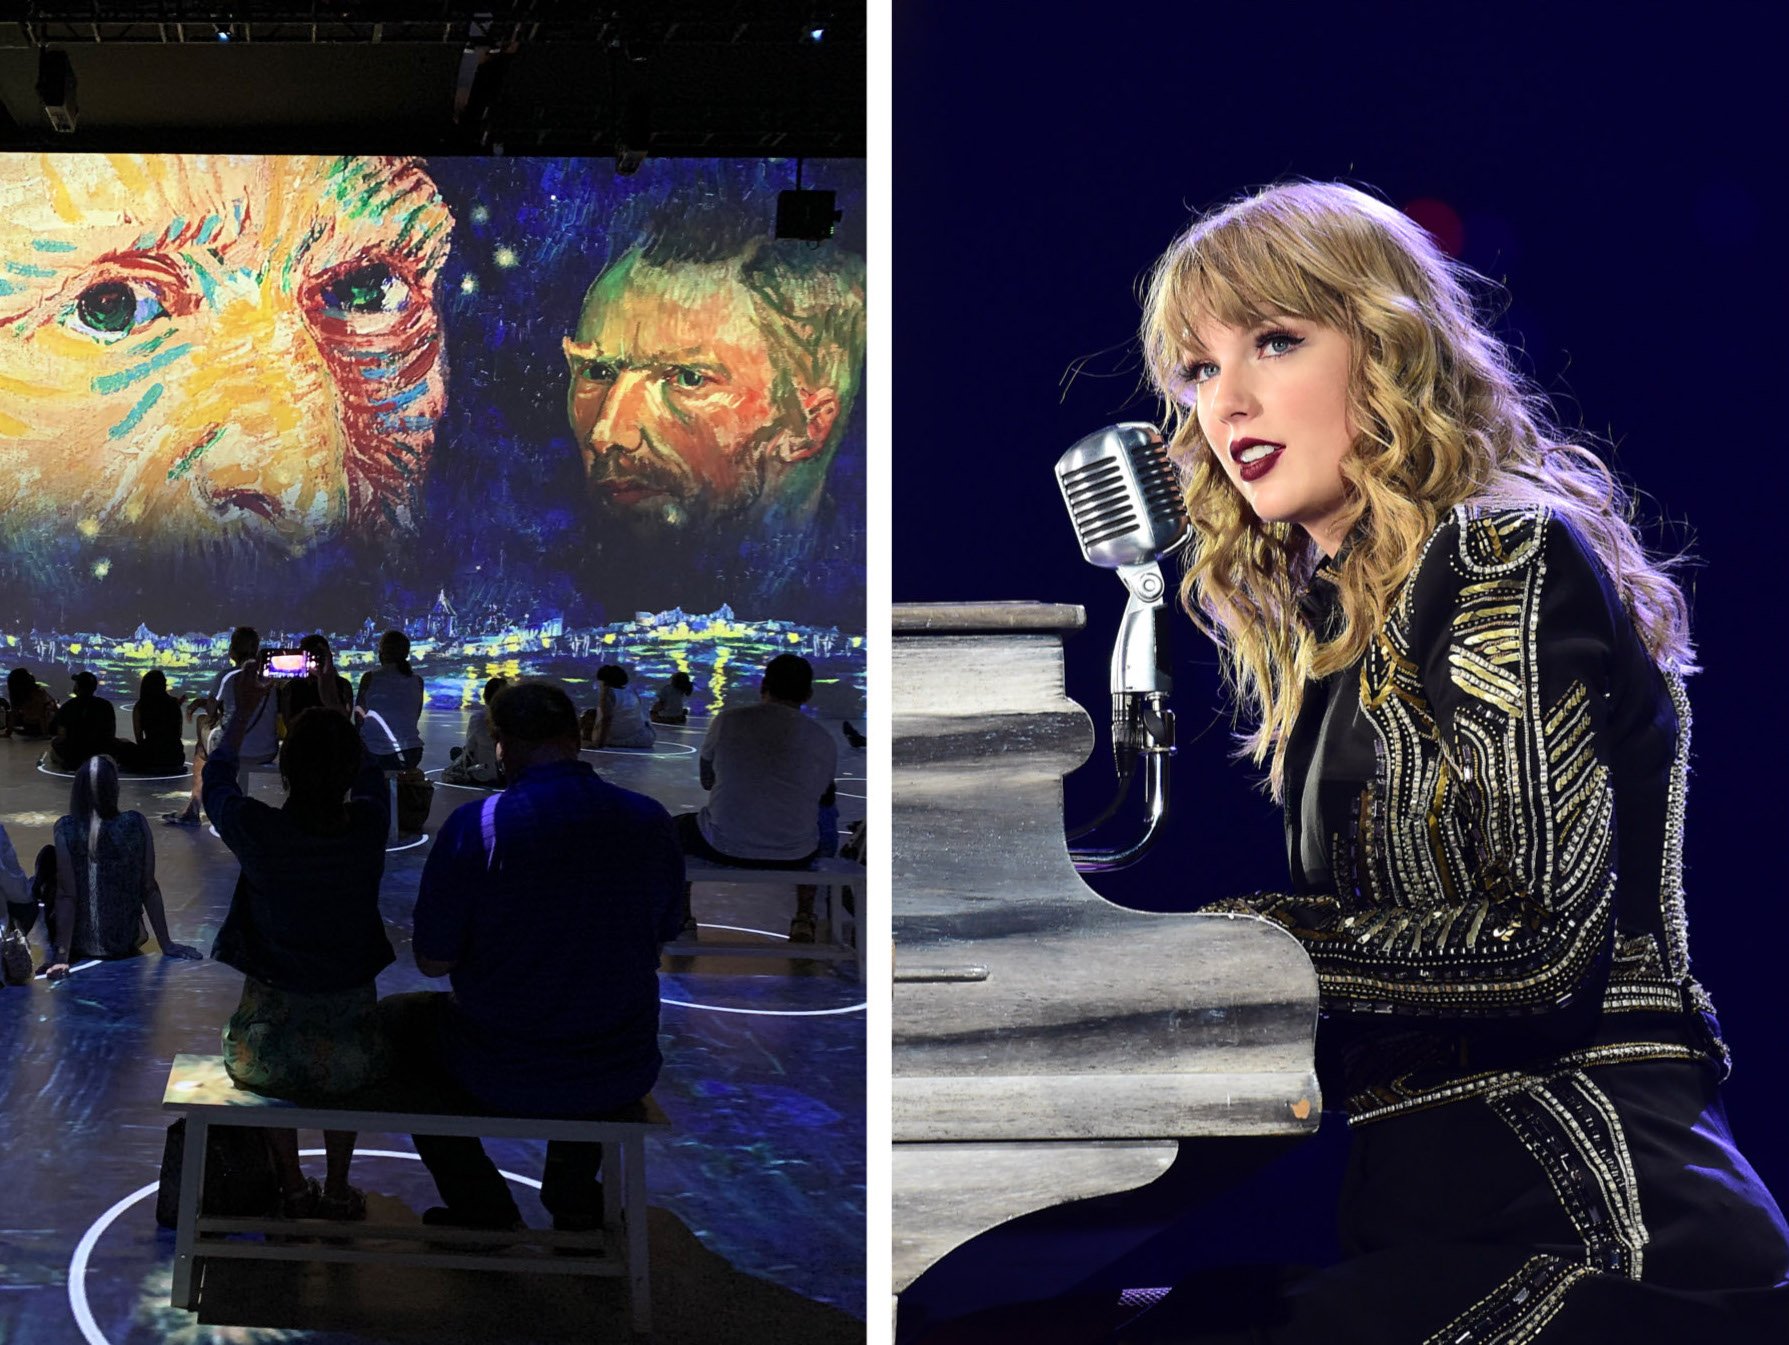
top-left (562, 337), bottom-right (726, 369)
top-left (1181, 313), bottom-right (1307, 360)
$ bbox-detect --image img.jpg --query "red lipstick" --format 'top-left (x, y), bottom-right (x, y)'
top-left (1230, 437), bottom-right (1285, 483)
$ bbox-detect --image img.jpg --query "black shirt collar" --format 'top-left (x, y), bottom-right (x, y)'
top-left (1296, 537), bottom-right (1355, 636)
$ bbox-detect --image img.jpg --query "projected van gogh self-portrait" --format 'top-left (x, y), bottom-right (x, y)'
top-left (0, 156), bottom-right (449, 581)
top-left (564, 211), bottom-right (864, 616)
top-left (0, 154), bottom-right (863, 711)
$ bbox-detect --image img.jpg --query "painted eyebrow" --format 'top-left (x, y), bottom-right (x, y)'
top-left (4, 230), bottom-right (168, 277)
top-left (561, 338), bottom-right (726, 370)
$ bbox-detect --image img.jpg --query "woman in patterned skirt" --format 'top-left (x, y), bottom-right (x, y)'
top-left (208, 667), bottom-right (394, 1220)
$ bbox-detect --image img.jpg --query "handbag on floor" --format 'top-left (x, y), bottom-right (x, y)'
top-left (395, 768), bottom-right (434, 835)
top-left (154, 1117), bottom-right (282, 1228)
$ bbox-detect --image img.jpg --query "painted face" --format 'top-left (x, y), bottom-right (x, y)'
top-left (0, 154), bottom-right (452, 558)
top-left (563, 255), bottom-right (834, 536)
top-left (1182, 316), bottom-right (1355, 555)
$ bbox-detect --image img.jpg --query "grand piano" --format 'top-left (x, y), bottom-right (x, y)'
top-left (892, 600), bottom-right (1323, 1306)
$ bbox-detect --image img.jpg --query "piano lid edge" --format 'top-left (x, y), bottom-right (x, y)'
top-left (891, 1068), bottom-right (1323, 1142)
top-left (893, 601), bottom-right (1087, 634)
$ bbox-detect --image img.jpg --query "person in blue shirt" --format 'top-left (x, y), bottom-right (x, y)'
top-left (387, 680), bottom-right (684, 1231)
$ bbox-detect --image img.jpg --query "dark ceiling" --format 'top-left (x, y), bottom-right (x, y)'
top-left (0, 2), bottom-right (866, 157)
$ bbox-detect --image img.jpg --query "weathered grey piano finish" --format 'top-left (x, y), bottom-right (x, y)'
top-left (892, 601), bottom-right (1322, 1294)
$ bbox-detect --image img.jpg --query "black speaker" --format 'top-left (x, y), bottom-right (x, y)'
top-left (36, 49), bottom-right (78, 134)
top-left (776, 190), bottom-right (842, 242)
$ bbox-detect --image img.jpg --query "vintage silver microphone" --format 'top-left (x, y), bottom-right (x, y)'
top-left (1055, 422), bottom-right (1189, 870)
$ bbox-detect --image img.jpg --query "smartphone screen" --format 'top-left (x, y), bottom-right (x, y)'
top-left (264, 651), bottom-right (312, 678)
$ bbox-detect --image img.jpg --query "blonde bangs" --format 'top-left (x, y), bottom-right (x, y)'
top-left (1139, 181), bottom-right (1696, 799)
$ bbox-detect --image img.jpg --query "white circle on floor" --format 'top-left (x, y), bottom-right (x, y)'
top-left (67, 1149), bottom-right (541, 1345)
top-left (581, 741), bottom-right (697, 757)
top-left (660, 995), bottom-right (866, 1017)
top-left (35, 958), bottom-right (102, 982)
top-left (36, 762), bottom-right (188, 782)
top-left (423, 767), bottom-right (502, 793)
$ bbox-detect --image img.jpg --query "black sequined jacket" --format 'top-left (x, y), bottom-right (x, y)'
top-left (1205, 505), bottom-right (1727, 1124)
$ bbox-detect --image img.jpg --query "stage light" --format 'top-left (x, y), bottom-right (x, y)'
top-left (35, 49), bottom-right (77, 134)
top-left (809, 27), bottom-right (825, 41)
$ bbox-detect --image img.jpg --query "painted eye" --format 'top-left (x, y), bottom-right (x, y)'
top-left (670, 367), bottom-right (708, 390)
top-left (318, 262), bottom-right (410, 316)
top-left (64, 280), bottom-right (166, 343)
top-left (579, 360), bottom-right (620, 383)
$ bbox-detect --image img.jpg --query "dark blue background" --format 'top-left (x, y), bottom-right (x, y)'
top-left (895, 3), bottom-right (1789, 1328)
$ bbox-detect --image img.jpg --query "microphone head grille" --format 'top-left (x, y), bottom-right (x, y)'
top-left (1055, 423), bottom-right (1189, 568)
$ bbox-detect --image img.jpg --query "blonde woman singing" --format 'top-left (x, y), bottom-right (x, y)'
top-left (1100, 182), bottom-right (1789, 1342)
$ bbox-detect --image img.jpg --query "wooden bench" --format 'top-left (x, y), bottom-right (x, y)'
top-left (668, 857), bottom-right (864, 969)
top-left (162, 1054), bottom-right (669, 1335)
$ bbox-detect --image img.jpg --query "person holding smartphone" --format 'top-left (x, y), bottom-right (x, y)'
top-left (205, 661), bottom-right (393, 1220)
top-left (164, 627), bottom-right (277, 827)
top-left (278, 634), bottom-right (354, 723)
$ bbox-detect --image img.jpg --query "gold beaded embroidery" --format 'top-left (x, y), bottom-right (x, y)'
top-left (1487, 1070), bottom-right (1648, 1280)
top-left (1344, 1040), bottom-right (1705, 1125)
top-left (1222, 504), bottom-right (1728, 1105)
top-left (1252, 507), bottom-right (1616, 1013)
top-left (1419, 1253), bottom-right (1592, 1345)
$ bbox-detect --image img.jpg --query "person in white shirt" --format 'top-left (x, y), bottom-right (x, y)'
top-left (357, 630), bottom-right (426, 770)
top-left (674, 654), bottom-right (836, 942)
top-left (163, 627), bottom-right (277, 826)
top-left (580, 665), bottom-right (655, 749)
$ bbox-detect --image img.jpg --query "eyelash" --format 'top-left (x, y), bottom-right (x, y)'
top-left (1181, 329), bottom-right (1305, 386)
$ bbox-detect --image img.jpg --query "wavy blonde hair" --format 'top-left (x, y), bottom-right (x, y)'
top-left (1140, 182), bottom-right (1694, 798)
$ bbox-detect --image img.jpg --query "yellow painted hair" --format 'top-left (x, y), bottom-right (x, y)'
top-left (1139, 182), bottom-right (1694, 798)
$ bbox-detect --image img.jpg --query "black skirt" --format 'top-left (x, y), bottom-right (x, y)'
top-left (1116, 1060), bottom-right (1789, 1344)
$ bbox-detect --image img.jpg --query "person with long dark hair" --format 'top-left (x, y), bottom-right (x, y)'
top-left (650, 671), bottom-right (695, 725)
top-left (41, 755), bottom-right (201, 978)
top-left (357, 629), bottom-right (425, 770)
top-left (114, 669), bottom-right (186, 776)
top-left (1082, 181), bottom-right (1789, 1341)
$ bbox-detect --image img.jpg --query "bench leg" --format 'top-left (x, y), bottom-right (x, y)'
top-left (838, 884), bottom-right (858, 963)
top-left (624, 1134), bottom-right (651, 1336)
top-left (602, 1139), bottom-right (621, 1234)
top-left (170, 1117), bottom-right (208, 1310)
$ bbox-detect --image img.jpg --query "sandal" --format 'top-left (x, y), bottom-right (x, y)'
top-left (315, 1185), bottom-right (368, 1221)
top-left (161, 810), bottom-right (200, 827)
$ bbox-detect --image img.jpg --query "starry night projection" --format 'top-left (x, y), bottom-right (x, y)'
top-left (0, 154), bottom-right (865, 712)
